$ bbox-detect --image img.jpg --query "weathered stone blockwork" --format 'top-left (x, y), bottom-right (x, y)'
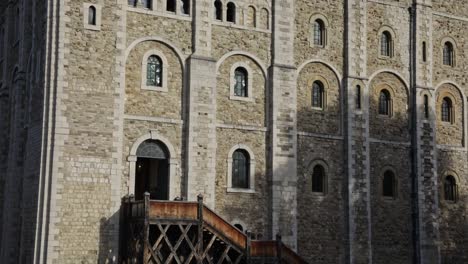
top-left (2, 0), bottom-right (468, 263)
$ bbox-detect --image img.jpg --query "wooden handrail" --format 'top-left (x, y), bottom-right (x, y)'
top-left (202, 206), bottom-right (247, 248)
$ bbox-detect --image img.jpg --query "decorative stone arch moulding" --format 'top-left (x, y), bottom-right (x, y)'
top-left (258, 7), bottom-right (271, 30)
top-left (377, 25), bottom-right (397, 58)
top-left (229, 62), bottom-right (254, 102)
top-left (308, 74), bottom-right (329, 111)
top-left (379, 165), bottom-right (400, 200)
top-left (439, 169), bottom-right (461, 204)
top-left (368, 70), bottom-right (410, 117)
top-left (306, 158), bottom-right (330, 197)
top-left (226, 144), bottom-right (256, 193)
top-left (244, 5), bottom-right (257, 27)
top-left (296, 59), bottom-right (343, 82)
top-left (309, 13), bottom-right (329, 48)
top-left (140, 49), bottom-right (169, 92)
top-left (127, 130), bottom-right (179, 199)
top-left (231, 218), bottom-right (249, 232)
top-left (440, 36), bottom-right (457, 67)
top-left (435, 82), bottom-right (466, 144)
top-left (216, 51), bottom-right (268, 78)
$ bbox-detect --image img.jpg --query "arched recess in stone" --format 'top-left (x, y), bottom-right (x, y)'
top-left (124, 39), bottom-right (184, 119)
top-left (216, 54), bottom-right (267, 127)
top-left (434, 82), bottom-right (465, 147)
top-left (296, 61), bottom-right (342, 135)
top-left (368, 71), bottom-right (409, 142)
top-left (127, 131), bottom-right (179, 200)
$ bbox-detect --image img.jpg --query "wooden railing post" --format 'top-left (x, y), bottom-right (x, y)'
top-left (197, 194), bottom-right (204, 263)
top-left (143, 192), bottom-right (150, 263)
top-left (246, 230), bottom-right (252, 263)
top-left (276, 234), bottom-right (282, 263)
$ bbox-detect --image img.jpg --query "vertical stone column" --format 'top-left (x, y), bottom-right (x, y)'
top-left (344, 0), bottom-right (372, 263)
top-left (412, 1), bottom-right (441, 263)
top-left (270, 0), bottom-right (297, 248)
top-left (186, 0), bottom-right (217, 208)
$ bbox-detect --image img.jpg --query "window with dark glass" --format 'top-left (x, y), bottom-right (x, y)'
top-left (441, 97), bottom-right (452, 123)
top-left (181, 0), bottom-right (190, 14)
top-left (381, 31), bottom-right (392, 57)
top-left (313, 19), bottom-right (325, 46)
top-left (88, 6), bottom-right (96, 25)
top-left (312, 81), bottom-right (324, 109)
top-left (444, 176), bottom-right (457, 202)
top-left (167, 0), bottom-right (176, 12)
top-left (356, 85), bottom-right (361, 109)
top-left (234, 67), bottom-right (248, 97)
top-left (379, 89), bottom-right (391, 115)
top-left (147, 55), bottom-right (162, 87)
top-left (312, 165), bottom-right (326, 193)
top-left (227, 2), bottom-right (236, 23)
top-left (383, 170), bottom-right (396, 197)
top-left (424, 95), bottom-right (429, 119)
top-left (443, 42), bottom-right (454, 66)
top-left (142, 0), bottom-right (152, 9)
top-left (128, 0), bottom-right (137, 7)
top-left (214, 0), bottom-right (223, 20)
top-left (234, 224), bottom-right (244, 232)
top-left (422, 41), bottom-right (427, 62)
top-left (232, 150), bottom-right (249, 189)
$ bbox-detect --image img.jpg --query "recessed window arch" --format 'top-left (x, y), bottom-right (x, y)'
top-left (234, 224), bottom-right (244, 232)
top-left (381, 31), bottom-right (393, 57)
top-left (444, 175), bottom-right (458, 202)
top-left (441, 97), bottom-right (453, 123)
top-left (423, 94), bottom-right (429, 119)
top-left (181, 0), bottom-right (190, 14)
top-left (311, 165), bottom-right (326, 193)
top-left (230, 62), bottom-right (254, 101)
top-left (167, 0), bottom-right (176, 12)
top-left (247, 6), bottom-right (256, 27)
top-left (141, 50), bottom-right (169, 91)
top-left (234, 67), bottom-right (248, 97)
top-left (356, 85), bottom-right (362, 109)
top-left (214, 0), bottom-right (223, 20)
top-left (382, 170), bottom-right (397, 198)
top-left (88, 6), bottom-right (96, 25)
top-left (378, 89), bottom-right (391, 116)
top-left (260, 8), bottom-right (269, 30)
top-left (226, 2), bottom-right (236, 23)
top-left (443, 41), bottom-right (454, 66)
top-left (311, 80), bottom-right (325, 109)
top-left (313, 19), bottom-right (326, 47)
top-left (227, 145), bottom-right (256, 193)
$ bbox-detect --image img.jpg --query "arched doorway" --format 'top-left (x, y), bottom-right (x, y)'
top-left (134, 140), bottom-right (170, 200)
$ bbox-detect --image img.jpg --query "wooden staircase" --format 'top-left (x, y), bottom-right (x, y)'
top-left (120, 193), bottom-right (308, 264)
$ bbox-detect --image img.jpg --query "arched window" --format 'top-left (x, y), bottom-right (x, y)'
top-left (382, 170), bottom-right (396, 198)
top-left (227, 2), bottom-right (236, 23)
top-left (260, 8), bottom-right (269, 30)
top-left (312, 165), bottom-right (326, 193)
top-left (247, 6), bottom-right (256, 27)
top-left (234, 67), bottom-right (248, 97)
top-left (88, 6), bottom-right (96, 25)
top-left (181, 0), bottom-right (190, 14)
top-left (443, 42), bottom-right (454, 66)
top-left (356, 85), bottom-right (361, 109)
top-left (378, 89), bottom-right (391, 115)
top-left (232, 150), bottom-right (250, 189)
top-left (381, 31), bottom-right (392, 57)
top-left (424, 95), bottom-right (429, 119)
top-left (441, 97), bottom-right (452, 123)
top-left (313, 19), bottom-right (325, 47)
top-left (444, 175), bottom-right (457, 202)
top-left (146, 55), bottom-right (163, 87)
top-left (214, 0), bottom-right (223, 20)
top-left (312, 81), bottom-right (324, 109)
top-left (234, 224), bottom-right (244, 232)
top-left (167, 0), bottom-right (176, 12)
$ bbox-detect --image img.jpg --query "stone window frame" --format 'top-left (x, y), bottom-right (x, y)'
top-left (141, 49), bottom-right (169, 92)
top-left (436, 90), bottom-right (457, 126)
top-left (440, 170), bottom-right (461, 205)
top-left (308, 75), bottom-right (329, 111)
top-left (375, 84), bottom-right (395, 118)
top-left (230, 62), bottom-right (254, 102)
top-left (441, 37), bottom-right (457, 68)
top-left (226, 144), bottom-right (256, 194)
top-left (83, 3), bottom-right (102, 31)
top-left (377, 26), bottom-right (396, 59)
top-left (259, 7), bottom-right (270, 30)
top-left (127, 131), bottom-right (179, 200)
top-left (231, 219), bottom-right (248, 232)
top-left (309, 13), bottom-right (329, 48)
top-left (245, 5), bottom-right (257, 28)
top-left (379, 166), bottom-right (399, 201)
top-left (307, 159), bottom-right (329, 197)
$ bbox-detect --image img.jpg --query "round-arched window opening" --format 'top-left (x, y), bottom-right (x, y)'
top-left (234, 224), bottom-right (244, 232)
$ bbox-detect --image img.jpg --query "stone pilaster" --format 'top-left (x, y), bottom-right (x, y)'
top-left (412, 1), bottom-right (441, 263)
top-left (270, 0), bottom-right (297, 249)
top-left (344, 0), bottom-right (372, 263)
top-left (186, 0), bottom-right (217, 208)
